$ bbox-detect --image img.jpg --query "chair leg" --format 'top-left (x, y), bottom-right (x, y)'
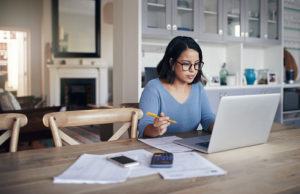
top-left (10, 118), bottom-right (20, 152)
top-left (49, 116), bottom-right (63, 147)
top-left (130, 111), bottom-right (138, 139)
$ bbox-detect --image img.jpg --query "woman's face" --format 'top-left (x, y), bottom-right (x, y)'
top-left (173, 48), bottom-right (200, 84)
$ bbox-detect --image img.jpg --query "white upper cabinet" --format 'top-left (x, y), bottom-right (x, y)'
top-left (142, 0), bottom-right (282, 45)
top-left (142, 0), bottom-right (199, 38)
top-left (223, 0), bottom-right (281, 44)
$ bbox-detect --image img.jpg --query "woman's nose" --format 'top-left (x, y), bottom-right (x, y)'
top-left (189, 65), bottom-right (196, 72)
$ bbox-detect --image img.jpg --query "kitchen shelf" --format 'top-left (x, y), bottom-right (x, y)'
top-left (177, 7), bottom-right (193, 11)
top-left (205, 84), bottom-right (282, 90)
top-left (249, 17), bottom-right (259, 21)
top-left (147, 2), bottom-right (165, 8)
top-left (227, 14), bottom-right (239, 18)
top-left (284, 26), bottom-right (300, 31)
top-left (284, 6), bottom-right (300, 12)
top-left (204, 10), bottom-right (217, 15)
top-left (267, 20), bottom-right (277, 24)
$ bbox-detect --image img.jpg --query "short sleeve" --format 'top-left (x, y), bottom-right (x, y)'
top-left (138, 82), bottom-right (161, 138)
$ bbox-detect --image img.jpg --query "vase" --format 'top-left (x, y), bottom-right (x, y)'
top-left (244, 68), bottom-right (256, 85)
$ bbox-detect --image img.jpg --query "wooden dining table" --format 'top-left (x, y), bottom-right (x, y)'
top-left (0, 126), bottom-right (299, 194)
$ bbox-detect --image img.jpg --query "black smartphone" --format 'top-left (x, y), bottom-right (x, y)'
top-left (150, 152), bottom-right (173, 168)
top-left (107, 155), bottom-right (139, 167)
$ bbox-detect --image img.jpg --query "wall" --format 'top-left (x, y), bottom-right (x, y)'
top-left (0, 0), bottom-right (43, 96)
top-left (113, 0), bottom-right (141, 106)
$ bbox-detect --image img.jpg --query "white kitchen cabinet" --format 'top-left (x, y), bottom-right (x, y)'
top-left (142, 0), bottom-right (199, 38)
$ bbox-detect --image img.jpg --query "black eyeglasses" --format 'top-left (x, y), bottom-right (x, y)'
top-left (176, 60), bottom-right (204, 71)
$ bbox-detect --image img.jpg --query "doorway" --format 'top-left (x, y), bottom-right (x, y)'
top-left (0, 30), bottom-right (29, 96)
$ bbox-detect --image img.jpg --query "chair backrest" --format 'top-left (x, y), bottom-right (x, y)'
top-left (0, 113), bottom-right (28, 152)
top-left (43, 108), bottom-right (143, 147)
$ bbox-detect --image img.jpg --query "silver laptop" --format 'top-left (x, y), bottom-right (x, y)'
top-left (174, 93), bottom-right (280, 153)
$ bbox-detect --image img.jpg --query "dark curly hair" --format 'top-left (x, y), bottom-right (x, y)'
top-left (157, 36), bottom-right (205, 84)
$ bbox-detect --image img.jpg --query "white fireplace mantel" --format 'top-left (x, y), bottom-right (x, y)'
top-left (47, 64), bottom-right (109, 106)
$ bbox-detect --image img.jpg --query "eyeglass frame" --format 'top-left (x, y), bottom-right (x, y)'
top-left (176, 60), bottom-right (204, 71)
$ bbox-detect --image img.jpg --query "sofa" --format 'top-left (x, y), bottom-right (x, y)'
top-left (0, 90), bottom-right (62, 150)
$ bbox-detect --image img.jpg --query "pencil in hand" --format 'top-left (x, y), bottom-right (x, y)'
top-left (146, 112), bottom-right (177, 124)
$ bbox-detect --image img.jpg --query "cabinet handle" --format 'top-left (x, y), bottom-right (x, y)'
top-left (241, 32), bottom-right (245, 37)
top-left (166, 24), bottom-right (171, 30)
top-left (172, 25), bottom-right (177, 31)
top-left (245, 32), bottom-right (249, 37)
top-left (264, 34), bottom-right (268, 38)
top-left (219, 29), bottom-right (223, 35)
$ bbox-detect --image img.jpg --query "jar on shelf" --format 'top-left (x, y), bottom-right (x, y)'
top-left (257, 69), bottom-right (268, 85)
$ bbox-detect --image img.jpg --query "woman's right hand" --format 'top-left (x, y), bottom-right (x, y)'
top-left (153, 112), bottom-right (170, 136)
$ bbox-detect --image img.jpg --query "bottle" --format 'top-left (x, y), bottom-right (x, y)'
top-left (219, 63), bottom-right (228, 86)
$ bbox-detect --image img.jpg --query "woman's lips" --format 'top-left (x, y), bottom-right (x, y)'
top-left (187, 75), bottom-right (195, 79)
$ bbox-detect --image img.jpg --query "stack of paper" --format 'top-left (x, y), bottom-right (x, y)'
top-left (54, 149), bottom-right (226, 184)
top-left (139, 136), bottom-right (193, 153)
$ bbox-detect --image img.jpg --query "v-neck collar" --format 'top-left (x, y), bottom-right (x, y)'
top-left (158, 79), bottom-right (194, 105)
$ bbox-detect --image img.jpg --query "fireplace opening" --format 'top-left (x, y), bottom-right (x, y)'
top-left (60, 78), bottom-right (96, 110)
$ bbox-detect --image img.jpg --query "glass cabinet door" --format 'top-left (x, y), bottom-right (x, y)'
top-left (203, 0), bottom-right (219, 34)
top-left (225, 0), bottom-right (243, 39)
top-left (173, 0), bottom-right (197, 35)
top-left (175, 0), bottom-right (194, 32)
top-left (199, 0), bottom-right (223, 41)
top-left (266, 0), bottom-right (279, 40)
top-left (143, 0), bottom-right (172, 36)
top-left (245, 0), bottom-right (261, 39)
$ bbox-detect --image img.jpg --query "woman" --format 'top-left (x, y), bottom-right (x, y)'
top-left (138, 36), bottom-right (215, 138)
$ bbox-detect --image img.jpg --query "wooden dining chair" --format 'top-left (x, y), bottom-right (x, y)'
top-left (0, 113), bottom-right (28, 152)
top-left (42, 108), bottom-right (143, 147)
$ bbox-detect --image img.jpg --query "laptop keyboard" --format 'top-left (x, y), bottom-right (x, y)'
top-left (196, 141), bottom-right (209, 148)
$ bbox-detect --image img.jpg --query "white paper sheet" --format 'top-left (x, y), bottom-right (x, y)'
top-left (158, 152), bottom-right (227, 180)
top-left (54, 154), bottom-right (129, 184)
top-left (139, 136), bottom-right (193, 153)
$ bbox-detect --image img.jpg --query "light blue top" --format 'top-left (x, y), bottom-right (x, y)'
top-left (138, 78), bottom-right (215, 137)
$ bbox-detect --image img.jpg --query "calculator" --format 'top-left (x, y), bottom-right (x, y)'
top-left (150, 152), bottom-right (173, 168)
